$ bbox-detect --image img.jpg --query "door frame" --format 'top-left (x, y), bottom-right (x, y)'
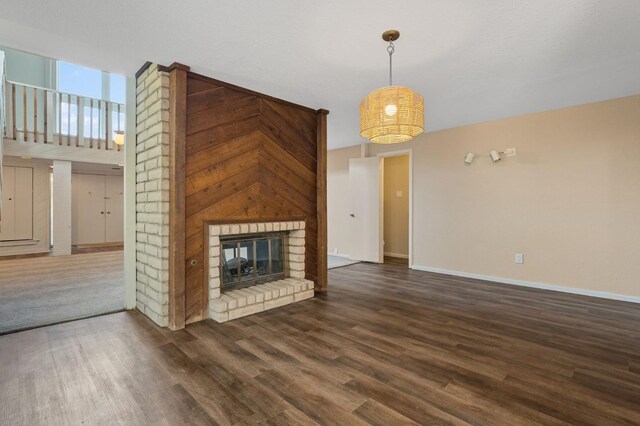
top-left (377, 149), bottom-right (413, 267)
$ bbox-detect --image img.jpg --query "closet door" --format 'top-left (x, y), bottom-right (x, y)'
top-left (104, 175), bottom-right (124, 243)
top-left (13, 167), bottom-right (34, 240)
top-left (0, 166), bottom-right (33, 241)
top-left (0, 166), bottom-right (16, 241)
top-left (72, 174), bottom-right (106, 244)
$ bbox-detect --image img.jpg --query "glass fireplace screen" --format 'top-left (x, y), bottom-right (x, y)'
top-left (220, 232), bottom-right (288, 290)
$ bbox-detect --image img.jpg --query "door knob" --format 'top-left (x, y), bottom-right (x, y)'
top-left (350, 213), bottom-right (355, 217)
top-left (100, 211), bottom-right (104, 214)
top-left (107, 211), bottom-right (111, 214)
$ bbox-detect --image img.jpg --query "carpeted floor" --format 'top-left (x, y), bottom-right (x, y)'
top-left (0, 251), bottom-right (124, 334)
top-left (328, 254), bottom-right (360, 269)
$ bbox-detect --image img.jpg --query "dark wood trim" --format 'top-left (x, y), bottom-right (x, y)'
top-left (187, 72), bottom-right (317, 114)
top-left (136, 62), bottom-right (190, 79)
top-left (135, 61), bottom-right (153, 79)
top-left (168, 65), bottom-right (188, 331)
top-left (201, 225), bottom-right (210, 321)
top-left (158, 62), bottom-right (191, 74)
top-left (315, 109), bottom-right (329, 292)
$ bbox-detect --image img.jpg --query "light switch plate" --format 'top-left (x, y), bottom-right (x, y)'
top-left (515, 253), bottom-right (524, 264)
top-left (395, 190), bottom-right (403, 198)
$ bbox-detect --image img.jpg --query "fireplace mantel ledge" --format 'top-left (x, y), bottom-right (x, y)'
top-left (210, 277), bottom-right (314, 323)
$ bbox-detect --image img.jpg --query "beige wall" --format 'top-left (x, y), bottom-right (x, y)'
top-left (383, 155), bottom-right (409, 258)
top-left (328, 95), bottom-right (640, 298)
top-left (0, 157), bottom-right (50, 256)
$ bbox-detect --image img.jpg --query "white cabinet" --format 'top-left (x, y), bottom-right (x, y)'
top-left (0, 166), bottom-right (33, 241)
top-left (72, 174), bottom-right (123, 244)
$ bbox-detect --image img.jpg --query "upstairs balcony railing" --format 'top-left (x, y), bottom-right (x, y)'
top-left (2, 80), bottom-right (125, 151)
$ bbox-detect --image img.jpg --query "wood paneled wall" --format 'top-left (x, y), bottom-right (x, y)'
top-left (172, 70), bottom-right (327, 324)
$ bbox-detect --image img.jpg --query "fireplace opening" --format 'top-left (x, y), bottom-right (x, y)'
top-left (220, 232), bottom-right (289, 291)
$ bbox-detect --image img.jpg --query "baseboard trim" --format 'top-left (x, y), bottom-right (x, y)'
top-left (328, 252), bottom-right (352, 259)
top-left (410, 265), bottom-right (640, 304)
top-left (384, 252), bottom-right (409, 259)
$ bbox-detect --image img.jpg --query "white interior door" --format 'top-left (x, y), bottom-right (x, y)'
top-left (0, 166), bottom-right (16, 240)
top-left (0, 166), bottom-right (33, 241)
top-left (13, 167), bottom-right (33, 240)
top-left (348, 157), bottom-right (382, 263)
top-left (72, 173), bottom-right (106, 244)
top-left (105, 175), bottom-right (123, 243)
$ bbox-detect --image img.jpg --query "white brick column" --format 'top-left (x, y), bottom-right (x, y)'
top-left (135, 64), bottom-right (170, 326)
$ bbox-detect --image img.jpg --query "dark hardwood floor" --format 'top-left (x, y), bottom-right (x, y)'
top-left (384, 255), bottom-right (409, 266)
top-left (1, 262), bottom-right (640, 425)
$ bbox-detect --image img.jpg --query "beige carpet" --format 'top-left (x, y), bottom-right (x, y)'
top-left (0, 251), bottom-right (124, 334)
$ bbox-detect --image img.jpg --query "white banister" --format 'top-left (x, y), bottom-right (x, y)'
top-left (3, 79), bottom-right (125, 151)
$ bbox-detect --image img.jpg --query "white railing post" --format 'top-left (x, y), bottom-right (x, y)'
top-left (77, 96), bottom-right (84, 147)
top-left (3, 82), bottom-right (14, 140)
top-left (106, 101), bottom-right (112, 150)
top-left (46, 89), bottom-right (54, 143)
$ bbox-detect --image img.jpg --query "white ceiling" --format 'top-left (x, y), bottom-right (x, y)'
top-left (1, 0), bottom-right (638, 149)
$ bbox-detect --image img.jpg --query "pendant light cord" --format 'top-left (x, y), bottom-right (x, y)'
top-left (387, 39), bottom-right (395, 86)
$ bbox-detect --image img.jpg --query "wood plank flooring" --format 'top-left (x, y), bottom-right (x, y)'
top-left (1, 262), bottom-right (640, 425)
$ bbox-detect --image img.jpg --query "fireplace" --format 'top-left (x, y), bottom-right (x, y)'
top-left (220, 232), bottom-right (288, 291)
top-left (208, 220), bottom-right (314, 322)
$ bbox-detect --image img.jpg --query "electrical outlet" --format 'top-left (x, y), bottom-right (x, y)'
top-left (504, 148), bottom-right (517, 157)
top-left (395, 190), bottom-right (403, 198)
top-left (515, 253), bottom-right (524, 264)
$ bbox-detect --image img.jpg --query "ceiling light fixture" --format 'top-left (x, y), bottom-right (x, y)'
top-left (360, 30), bottom-right (424, 144)
top-left (113, 130), bottom-right (125, 146)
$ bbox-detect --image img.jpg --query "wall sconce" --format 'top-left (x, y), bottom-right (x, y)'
top-left (464, 152), bottom-right (476, 164)
top-left (464, 148), bottom-right (516, 165)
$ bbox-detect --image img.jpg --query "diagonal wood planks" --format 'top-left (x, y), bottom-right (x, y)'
top-left (183, 73), bottom-right (326, 324)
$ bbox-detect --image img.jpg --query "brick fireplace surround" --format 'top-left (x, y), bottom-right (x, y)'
top-left (134, 61), bottom-right (327, 330)
top-left (208, 220), bottom-right (314, 322)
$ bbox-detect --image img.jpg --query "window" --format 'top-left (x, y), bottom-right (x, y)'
top-left (57, 61), bottom-right (102, 99)
top-left (109, 73), bottom-right (126, 104)
top-left (56, 61), bottom-right (126, 137)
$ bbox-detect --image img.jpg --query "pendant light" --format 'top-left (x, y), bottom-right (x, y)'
top-left (360, 30), bottom-right (424, 144)
top-left (113, 130), bottom-right (125, 146)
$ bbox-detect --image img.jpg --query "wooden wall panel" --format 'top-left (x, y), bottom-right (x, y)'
top-left (182, 73), bottom-right (327, 323)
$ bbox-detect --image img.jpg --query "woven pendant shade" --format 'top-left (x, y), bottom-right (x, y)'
top-left (360, 85), bottom-right (424, 144)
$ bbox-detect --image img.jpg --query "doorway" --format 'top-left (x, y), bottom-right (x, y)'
top-left (347, 149), bottom-right (413, 266)
top-left (382, 155), bottom-right (410, 266)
